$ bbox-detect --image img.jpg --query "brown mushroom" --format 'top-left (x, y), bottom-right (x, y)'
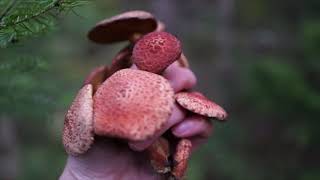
top-left (175, 91), bottom-right (227, 120)
top-left (109, 44), bottom-right (133, 75)
top-left (147, 137), bottom-right (171, 174)
top-left (93, 69), bottom-right (175, 141)
top-left (132, 31), bottom-right (182, 74)
top-left (88, 10), bottom-right (157, 44)
top-left (172, 139), bottom-right (192, 179)
top-left (83, 65), bottom-right (109, 93)
top-left (62, 84), bottom-right (94, 156)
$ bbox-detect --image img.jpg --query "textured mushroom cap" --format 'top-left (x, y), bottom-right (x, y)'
top-left (172, 139), bottom-right (192, 179)
top-left (83, 65), bottom-right (109, 93)
top-left (132, 31), bottom-right (182, 74)
top-left (88, 10), bottom-right (157, 44)
top-left (63, 84), bottom-right (94, 156)
top-left (93, 69), bottom-right (174, 141)
top-left (175, 92), bottom-right (227, 120)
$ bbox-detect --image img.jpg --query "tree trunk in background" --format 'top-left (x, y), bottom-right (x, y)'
top-left (0, 116), bottom-right (20, 180)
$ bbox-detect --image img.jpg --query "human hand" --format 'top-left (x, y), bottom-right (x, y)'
top-left (60, 62), bottom-right (213, 180)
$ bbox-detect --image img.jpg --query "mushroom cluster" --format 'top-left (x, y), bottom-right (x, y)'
top-left (62, 10), bottom-right (227, 180)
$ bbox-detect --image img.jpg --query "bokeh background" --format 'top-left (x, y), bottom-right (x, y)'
top-left (1, 0), bottom-right (320, 179)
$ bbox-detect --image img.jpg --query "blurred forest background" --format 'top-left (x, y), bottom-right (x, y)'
top-left (1, 0), bottom-right (319, 180)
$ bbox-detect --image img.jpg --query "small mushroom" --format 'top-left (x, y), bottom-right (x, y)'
top-left (88, 10), bottom-right (157, 44)
top-left (147, 137), bottom-right (171, 174)
top-left (132, 31), bottom-right (182, 74)
top-left (172, 139), bottom-right (192, 179)
top-left (93, 69), bottom-right (175, 141)
top-left (175, 92), bottom-right (227, 120)
top-left (62, 84), bottom-right (94, 156)
top-left (83, 65), bottom-right (109, 93)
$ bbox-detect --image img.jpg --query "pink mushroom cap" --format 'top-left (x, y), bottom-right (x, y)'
top-left (175, 92), bottom-right (228, 120)
top-left (93, 69), bottom-right (174, 141)
top-left (132, 31), bottom-right (182, 74)
top-left (63, 84), bottom-right (94, 156)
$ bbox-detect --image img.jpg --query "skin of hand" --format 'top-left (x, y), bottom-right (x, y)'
top-left (60, 62), bottom-right (213, 180)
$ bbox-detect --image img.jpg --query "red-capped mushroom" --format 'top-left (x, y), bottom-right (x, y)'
top-left (132, 31), bottom-right (182, 74)
top-left (83, 65), bottom-right (109, 93)
top-left (172, 139), bottom-right (192, 179)
top-left (93, 69), bottom-right (175, 141)
top-left (63, 84), bottom-right (94, 156)
top-left (88, 10), bottom-right (157, 44)
top-left (175, 91), bottom-right (227, 120)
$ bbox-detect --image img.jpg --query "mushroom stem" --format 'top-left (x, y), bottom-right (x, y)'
top-left (129, 33), bottom-right (143, 43)
top-left (147, 137), bottom-right (171, 174)
top-left (177, 53), bottom-right (189, 68)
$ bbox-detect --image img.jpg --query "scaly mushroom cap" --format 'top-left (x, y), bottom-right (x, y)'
top-left (175, 92), bottom-right (227, 120)
top-left (132, 31), bottom-right (182, 74)
top-left (172, 139), bottom-right (192, 179)
top-left (93, 69), bottom-right (174, 141)
top-left (63, 84), bottom-right (94, 156)
top-left (83, 65), bottom-right (109, 93)
top-left (88, 10), bottom-right (157, 44)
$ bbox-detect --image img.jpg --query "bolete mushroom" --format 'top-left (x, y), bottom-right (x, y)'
top-left (132, 31), bottom-right (182, 74)
top-left (147, 137), bottom-right (171, 174)
top-left (172, 139), bottom-right (192, 179)
top-left (63, 10), bottom-right (229, 180)
top-left (63, 84), bottom-right (94, 156)
top-left (63, 69), bottom-right (175, 155)
top-left (88, 10), bottom-right (157, 44)
top-left (175, 91), bottom-right (228, 120)
top-left (93, 69), bottom-right (175, 141)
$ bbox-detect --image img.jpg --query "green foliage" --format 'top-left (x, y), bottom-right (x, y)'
top-left (249, 58), bottom-right (320, 112)
top-left (0, 56), bottom-right (55, 119)
top-left (0, 0), bottom-right (87, 47)
top-left (0, 0), bottom-right (87, 120)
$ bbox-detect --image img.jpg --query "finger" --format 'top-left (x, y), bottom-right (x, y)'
top-left (162, 62), bottom-right (197, 92)
top-left (131, 62), bottom-right (197, 92)
top-left (172, 115), bottom-right (213, 138)
top-left (128, 103), bottom-right (186, 151)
